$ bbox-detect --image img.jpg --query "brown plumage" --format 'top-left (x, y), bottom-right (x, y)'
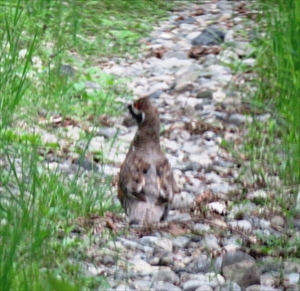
top-left (118, 97), bottom-right (176, 225)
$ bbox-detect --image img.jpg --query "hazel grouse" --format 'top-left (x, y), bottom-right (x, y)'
top-left (118, 97), bottom-right (176, 225)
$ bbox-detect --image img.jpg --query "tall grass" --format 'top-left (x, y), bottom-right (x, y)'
top-left (0, 0), bottom-right (172, 289)
top-left (254, 0), bottom-right (300, 186)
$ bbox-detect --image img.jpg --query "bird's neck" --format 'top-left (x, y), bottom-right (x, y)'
top-left (132, 119), bottom-right (161, 149)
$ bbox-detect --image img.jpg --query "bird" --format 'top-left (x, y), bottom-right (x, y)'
top-left (118, 97), bottom-right (176, 225)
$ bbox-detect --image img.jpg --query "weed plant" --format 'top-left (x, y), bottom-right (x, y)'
top-left (0, 0), bottom-right (172, 289)
top-left (250, 0), bottom-right (300, 188)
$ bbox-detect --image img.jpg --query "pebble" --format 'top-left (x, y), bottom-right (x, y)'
top-left (192, 27), bottom-right (225, 45)
top-left (199, 234), bottom-right (220, 251)
top-left (228, 113), bottom-right (252, 126)
top-left (183, 280), bottom-right (206, 291)
top-left (84, 80), bottom-right (101, 90)
top-left (188, 255), bottom-right (212, 273)
top-left (173, 236), bottom-right (191, 248)
top-left (96, 127), bottom-right (118, 138)
top-left (270, 215), bottom-right (285, 228)
top-left (228, 220), bottom-right (252, 232)
top-left (152, 237), bottom-right (173, 252)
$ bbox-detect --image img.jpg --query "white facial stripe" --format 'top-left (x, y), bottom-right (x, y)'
top-left (131, 105), bottom-right (145, 123)
top-left (131, 106), bottom-right (140, 115)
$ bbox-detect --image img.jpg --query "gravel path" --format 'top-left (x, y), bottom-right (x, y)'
top-left (5, 1), bottom-right (300, 290)
top-left (73, 1), bottom-right (299, 291)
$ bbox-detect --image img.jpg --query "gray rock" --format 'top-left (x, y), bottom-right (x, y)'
top-left (158, 253), bottom-right (174, 267)
top-left (225, 29), bottom-right (234, 42)
top-left (186, 31), bottom-right (201, 41)
top-left (199, 234), bottom-right (220, 251)
top-left (174, 162), bottom-right (202, 172)
top-left (270, 215), bottom-right (285, 228)
top-left (188, 255), bottom-right (212, 273)
top-left (140, 236), bottom-right (158, 247)
top-left (176, 17), bottom-right (196, 25)
top-left (218, 13), bottom-right (232, 22)
top-left (284, 260), bottom-right (300, 273)
top-left (196, 285), bottom-right (213, 291)
top-left (260, 273), bottom-right (277, 287)
top-left (222, 260), bottom-right (260, 288)
top-left (228, 220), bottom-right (252, 232)
top-left (215, 281), bottom-right (242, 291)
top-left (152, 237), bottom-right (173, 252)
top-left (229, 202), bottom-right (257, 217)
top-left (218, 49), bottom-right (239, 64)
top-left (150, 57), bottom-right (194, 70)
top-left (193, 223), bottom-right (211, 232)
top-left (222, 236), bottom-right (242, 247)
top-left (213, 158), bottom-right (233, 168)
top-left (131, 280), bottom-right (154, 291)
top-left (203, 54), bottom-right (218, 66)
top-left (228, 113), bottom-right (252, 126)
top-left (115, 284), bottom-right (135, 291)
top-left (215, 257), bottom-right (223, 273)
top-left (243, 58), bottom-right (256, 67)
top-left (73, 157), bottom-right (97, 171)
top-left (194, 104), bottom-right (204, 111)
top-left (172, 191), bottom-right (195, 209)
top-left (180, 273), bottom-right (207, 283)
top-left (213, 111), bottom-right (228, 121)
top-left (217, 2), bottom-right (234, 10)
top-left (205, 273), bottom-right (226, 288)
top-left (154, 267), bottom-right (180, 284)
top-left (192, 27), bottom-right (225, 46)
top-left (60, 64), bottom-right (75, 77)
top-left (88, 136), bottom-right (105, 152)
top-left (205, 172), bottom-right (222, 183)
top-left (167, 212), bottom-right (192, 222)
top-left (255, 113), bottom-right (271, 122)
top-left (163, 50), bottom-right (189, 60)
top-left (253, 229), bottom-right (272, 238)
top-left (96, 127), bottom-right (118, 138)
top-left (117, 237), bottom-right (152, 252)
top-left (203, 131), bottom-right (215, 141)
top-left (163, 139), bottom-right (179, 152)
top-left (258, 218), bottom-right (271, 229)
top-left (101, 254), bottom-right (115, 265)
top-left (173, 66), bottom-right (203, 92)
top-left (155, 281), bottom-right (183, 291)
top-left (173, 261), bottom-right (187, 274)
top-left (233, 41), bottom-right (254, 57)
top-left (196, 90), bottom-right (213, 99)
top-left (173, 236), bottom-right (191, 248)
top-left (246, 285), bottom-right (280, 291)
top-left (283, 273), bottom-right (300, 289)
top-left (84, 80), bottom-right (101, 90)
top-left (183, 280), bottom-right (205, 291)
top-left (148, 89), bottom-right (163, 99)
top-left (221, 251), bottom-right (255, 269)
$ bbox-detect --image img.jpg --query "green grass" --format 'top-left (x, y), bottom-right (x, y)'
top-left (232, 0), bottom-right (300, 204)
top-left (253, 0), bottom-right (300, 186)
top-left (216, 0), bottom-right (300, 257)
top-left (0, 0), bottom-right (173, 289)
top-left (230, 0), bottom-right (300, 256)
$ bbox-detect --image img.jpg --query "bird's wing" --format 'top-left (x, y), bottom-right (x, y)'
top-left (119, 152), bottom-right (176, 206)
top-left (119, 155), bottom-right (151, 202)
top-left (155, 157), bottom-right (176, 205)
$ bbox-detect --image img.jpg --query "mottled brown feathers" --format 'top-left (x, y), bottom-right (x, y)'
top-left (118, 97), bottom-right (177, 225)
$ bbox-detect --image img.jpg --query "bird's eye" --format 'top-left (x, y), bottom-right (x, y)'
top-left (134, 102), bottom-right (142, 110)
